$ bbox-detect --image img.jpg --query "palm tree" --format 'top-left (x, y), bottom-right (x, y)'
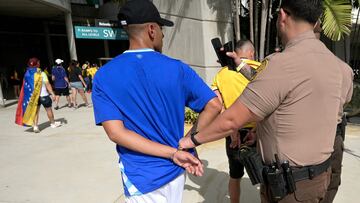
top-left (322, 0), bottom-right (352, 41)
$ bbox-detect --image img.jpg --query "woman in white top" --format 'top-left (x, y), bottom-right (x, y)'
top-left (32, 59), bottom-right (62, 133)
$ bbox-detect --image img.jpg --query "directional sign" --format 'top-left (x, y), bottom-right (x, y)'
top-left (74, 26), bottom-right (128, 40)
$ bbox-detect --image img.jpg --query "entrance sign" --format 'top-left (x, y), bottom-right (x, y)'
top-left (74, 26), bottom-right (128, 40)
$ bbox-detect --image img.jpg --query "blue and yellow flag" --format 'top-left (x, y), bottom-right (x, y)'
top-left (15, 67), bottom-right (42, 126)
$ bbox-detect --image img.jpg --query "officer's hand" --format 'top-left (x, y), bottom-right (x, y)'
top-left (229, 131), bottom-right (241, 148)
top-left (179, 136), bottom-right (195, 149)
top-left (172, 150), bottom-right (203, 176)
top-left (226, 51), bottom-right (242, 67)
top-left (243, 129), bottom-right (256, 146)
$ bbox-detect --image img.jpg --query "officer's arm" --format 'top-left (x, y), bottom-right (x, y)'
top-left (213, 89), bottom-right (240, 148)
top-left (102, 120), bottom-right (204, 176)
top-left (193, 97), bottom-right (222, 132)
top-left (179, 99), bottom-right (259, 148)
top-left (345, 74), bottom-right (354, 104)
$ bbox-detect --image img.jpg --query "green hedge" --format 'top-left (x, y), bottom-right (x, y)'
top-left (184, 107), bottom-right (198, 124)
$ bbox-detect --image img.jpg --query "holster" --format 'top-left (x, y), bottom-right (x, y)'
top-left (264, 157), bottom-right (331, 202)
top-left (263, 161), bottom-right (296, 202)
top-left (239, 146), bottom-right (331, 202)
top-left (238, 146), bottom-right (266, 185)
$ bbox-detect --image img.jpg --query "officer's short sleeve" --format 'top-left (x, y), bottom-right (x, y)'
top-left (182, 64), bottom-right (216, 113)
top-left (240, 58), bottom-right (292, 119)
top-left (92, 76), bottom-right (124, 125)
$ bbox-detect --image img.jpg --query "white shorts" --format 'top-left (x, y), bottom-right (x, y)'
top-left (125, 173), bottom-right (185, 203)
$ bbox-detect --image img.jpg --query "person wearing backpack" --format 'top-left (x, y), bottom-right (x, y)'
top-left (51, 59), bottom-right (71, 109)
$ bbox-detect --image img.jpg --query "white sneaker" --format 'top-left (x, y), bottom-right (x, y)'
top-left (50, 121), bottom-right (62, 128)
top-left (33, 126), bottom-right (40, 133)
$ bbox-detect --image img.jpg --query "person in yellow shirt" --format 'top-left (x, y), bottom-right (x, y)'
top-left (211, 39), bottom-right (260, 203)
top-left (87, 63), bottom-right (98, 79)
top-left (86, 63), bottom-right (98, 92)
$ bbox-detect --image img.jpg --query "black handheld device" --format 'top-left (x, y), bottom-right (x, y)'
top-left (211, 38), bottom-right (236, 69)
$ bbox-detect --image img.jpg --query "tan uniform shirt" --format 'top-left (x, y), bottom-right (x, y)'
top-left (240, 31), bottom-right (353, 166)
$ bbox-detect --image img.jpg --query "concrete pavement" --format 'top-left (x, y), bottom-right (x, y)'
top-left (0, 99), bottom-right (359, 203)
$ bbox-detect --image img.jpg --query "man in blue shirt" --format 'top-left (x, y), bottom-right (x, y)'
top-left (92, 0), bottom-right (221, 202)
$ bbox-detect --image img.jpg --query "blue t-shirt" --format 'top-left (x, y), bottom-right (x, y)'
top-left (51, 66), bottom-right (68, 88)
top-left (92, 49), bottom-right (216, 196)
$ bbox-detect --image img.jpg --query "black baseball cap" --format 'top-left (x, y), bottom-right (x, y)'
top-left (118, 0), bottom-right (174, 27)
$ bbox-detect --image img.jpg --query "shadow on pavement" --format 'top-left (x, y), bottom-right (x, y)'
top-left (185, 160), bottom-right (260, 203)
top-left (344, 148), bottom-right (360, 159)
top-left (58, 104), bottom-right (72, 110)
top-left (24, 117), bottom-right (67, 132)
top-left (4, 99), bottom-right (18, 107)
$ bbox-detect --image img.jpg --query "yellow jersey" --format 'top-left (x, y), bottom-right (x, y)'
top-left (87, 67), bottom-right (98, 78)
top-left (211, 59), bottom-right (261, 128)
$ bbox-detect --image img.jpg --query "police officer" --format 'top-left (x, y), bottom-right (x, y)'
top-left (179, 0), bottom-right (354, 202)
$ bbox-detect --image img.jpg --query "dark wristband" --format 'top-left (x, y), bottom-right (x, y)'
top-left (190, 131), bottom-right (201, 146)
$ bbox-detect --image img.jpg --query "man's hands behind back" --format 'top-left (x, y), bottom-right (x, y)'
top-left (172, 150), bottom-right (203, 176)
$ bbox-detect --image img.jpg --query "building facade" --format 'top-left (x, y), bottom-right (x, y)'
top-left (0, 0), bottom-right (233, 103)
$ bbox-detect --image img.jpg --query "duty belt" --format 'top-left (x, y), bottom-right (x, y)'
top-left (239, 149), bottom-right (332, 202)
top-left (291, 157), bottom-right (331, 182)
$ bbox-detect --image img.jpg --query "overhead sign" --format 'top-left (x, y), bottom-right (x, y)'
top-left (74, 26), bottom-right (128, 40)
top-left (95, 19), bottom-right (118, 27)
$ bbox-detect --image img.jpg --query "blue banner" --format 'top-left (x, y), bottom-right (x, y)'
top-left (74, 26), bottom-right (128, 40)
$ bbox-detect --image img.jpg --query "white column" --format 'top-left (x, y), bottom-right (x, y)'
top-left (65, 12), bottom-right (78, 60)
top-left (153, 0), bottom-right (233, 85)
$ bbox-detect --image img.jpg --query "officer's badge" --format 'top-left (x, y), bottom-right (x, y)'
top-left (251, 59), bottom-right (268, 80)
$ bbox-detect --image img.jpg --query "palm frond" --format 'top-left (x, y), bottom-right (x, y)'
top-left (322, 0), bottom-right (352, 41)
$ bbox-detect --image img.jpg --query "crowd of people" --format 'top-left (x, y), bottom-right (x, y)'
top-left (14, 57), bottom-right (99, 133)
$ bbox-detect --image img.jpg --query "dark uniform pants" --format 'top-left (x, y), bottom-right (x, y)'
top-left (260, 167), bottom-right (331, 203)
top-left (320, 135), bottom-right (344, 203)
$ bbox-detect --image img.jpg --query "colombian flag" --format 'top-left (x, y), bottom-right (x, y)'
top-left (15, 67), bottom-right (42, 126)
